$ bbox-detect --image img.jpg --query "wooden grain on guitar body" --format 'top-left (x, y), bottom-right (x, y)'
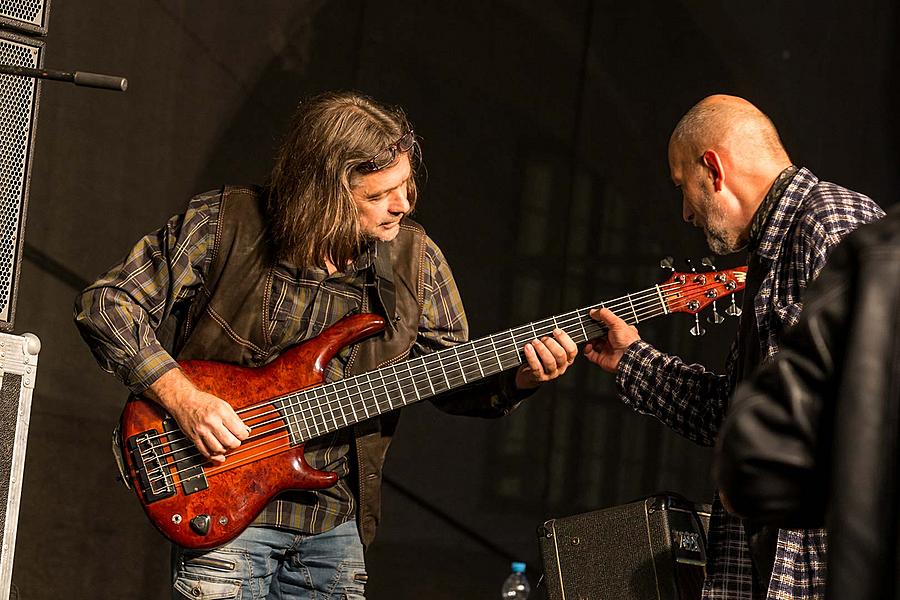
top-left (115, 266), bottom-right (747, 549)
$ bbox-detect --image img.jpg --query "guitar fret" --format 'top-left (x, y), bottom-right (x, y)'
top-left (627, 292), bottom-right (639, 323)
top-left (286, 396), bottom-right (303, 442)
top-left (387, 366), bottom-right (401, 410)
top-left (455, 348), bottom-right (468, 384)
top-left (357, 374), bottom-right (370, 418)
top-left (406, 362), bottom-right (421, 402)
top-left (318, 387), bottom-right (332, 433)
top-left (343, 379), bottom-right (361, 423)
top-left (488, 335), bottom-right (502, 373)
top-left (472, 343), bottom-right (485, 378)
top-left (334, 381), bottom-right (347, 427)
top-left (302, 388), bottom-right (319, 437)
top-left (438, 355), bottom-right (451, 390)
top-left (655, 284), bottom-right (668, 314)
top-left (422, 357), bottom-right (436, 396)
top-left (507, 330), bottom-right (519, 370)
top-left (310, 388), bottom-right (325, 436)
top-left (326, 387), bottom-right (340, 430)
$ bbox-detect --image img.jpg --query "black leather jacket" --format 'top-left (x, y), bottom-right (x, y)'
top-left (715, 205), bottom-right (900, 600)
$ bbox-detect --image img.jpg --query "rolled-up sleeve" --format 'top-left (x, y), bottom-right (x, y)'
top-left (74, 192), bottom-right (219, 393)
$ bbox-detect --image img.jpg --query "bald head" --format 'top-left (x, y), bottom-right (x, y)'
top-left (668, 95), bottom-right (794, 254)
top-left (669, 95), bottom-right (790, 169)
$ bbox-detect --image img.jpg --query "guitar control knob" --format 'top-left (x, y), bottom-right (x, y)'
top-left (190, 514), bottom-right (211, 536)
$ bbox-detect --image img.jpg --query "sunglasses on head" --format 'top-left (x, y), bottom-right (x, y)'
top-left (356, 130), bottom-right (416, 173)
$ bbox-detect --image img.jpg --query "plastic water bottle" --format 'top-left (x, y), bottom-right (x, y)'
top-left (500, 561), bottom-right (530, 599)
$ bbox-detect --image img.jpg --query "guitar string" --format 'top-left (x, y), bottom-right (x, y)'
top-left (141, 290), bottom-right (720, 490)
top-left (137, 277), bottom-right (743, 491)
top-left (143, 290), bottom-right (719, 491)
top-left (136, 275), bottom-right (742, 490)
top-left (138, 277), bottom-right (698, 454)
top-left (137, 276), bottom-right (740, 490)
top-left (138, 275), bottom-right (726, 451)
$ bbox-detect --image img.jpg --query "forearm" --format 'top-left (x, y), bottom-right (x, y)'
top-left (616, 340), bottom-right (731, 446)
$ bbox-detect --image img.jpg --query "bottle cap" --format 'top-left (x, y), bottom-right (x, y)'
top-left (512, 562), bottom-right (526, 573)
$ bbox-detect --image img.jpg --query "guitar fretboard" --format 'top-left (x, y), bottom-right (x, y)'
top-left (273, 283), bottom-right (674, 445)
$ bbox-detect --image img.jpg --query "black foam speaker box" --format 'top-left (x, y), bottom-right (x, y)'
top-left (538, 495), bottom-right (711, 600)
top-left (0, 29), bottom-right (42, 332)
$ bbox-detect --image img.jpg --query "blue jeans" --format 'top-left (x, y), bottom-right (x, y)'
top-left (172, 521), bottom-right (367, 599)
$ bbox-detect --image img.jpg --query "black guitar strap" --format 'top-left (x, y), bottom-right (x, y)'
top-left (372, 240), bottom-right (398, 331)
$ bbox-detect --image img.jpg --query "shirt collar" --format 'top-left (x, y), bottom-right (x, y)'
top-left (747, 165), bottom-right (798, 253)
top-left (280, 242), bottom-right (376, 279)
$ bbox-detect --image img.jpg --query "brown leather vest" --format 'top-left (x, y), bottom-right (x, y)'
top-left (175, 185), bottom-right (427, 547)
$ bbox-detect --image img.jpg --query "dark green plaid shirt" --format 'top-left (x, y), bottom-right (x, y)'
top-left (75, 189), bottom-right (481, 535)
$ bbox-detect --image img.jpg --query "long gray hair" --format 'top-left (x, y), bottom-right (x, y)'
top-left (267, 91), bottom-right (419, 268)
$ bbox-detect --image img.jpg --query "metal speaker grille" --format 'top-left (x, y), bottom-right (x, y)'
top-left (0, 32), bottom-right (41, 331)
top-left (0, 0), bottom-right (50, 35)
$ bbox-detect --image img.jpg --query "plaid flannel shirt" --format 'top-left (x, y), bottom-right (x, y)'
top-left (75, 189), bottom-right (518, 535)
top-left (615, 167), bottom-right (884, 599)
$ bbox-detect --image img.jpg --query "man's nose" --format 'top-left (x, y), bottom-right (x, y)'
top-left (389, 188), bottom-right (410, 214)
top-left (682, 202), bottom-right (694, 224)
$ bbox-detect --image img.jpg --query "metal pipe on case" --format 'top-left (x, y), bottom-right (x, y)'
top-left (0, 63), bottom-right (127, 91)
top-left (73, 70), bottom-right (128, 91)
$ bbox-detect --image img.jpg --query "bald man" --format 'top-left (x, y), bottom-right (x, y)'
top-left (584, 95), bottom-right (883, 599)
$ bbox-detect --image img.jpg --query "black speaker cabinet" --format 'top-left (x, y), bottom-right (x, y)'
top-left (538, 495), bottom-right (711, 600)
top-left (0, 332), bottom-right (38, 600)
top-left (0, 30), bottom-right (42, 332)
top-left (0, 0), bottom-right (50, 36)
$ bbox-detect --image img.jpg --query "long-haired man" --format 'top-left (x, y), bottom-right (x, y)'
top-left (75, 91), bottom-right (576, 599)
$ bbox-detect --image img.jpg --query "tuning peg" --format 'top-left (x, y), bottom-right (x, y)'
top-left (690, 313), bottom-right (706, 336)
top-left (700, 257), bottom-right (725, 322)
top-left (725, 294), bottom-right (742, 317)
top-left (707, 307), bottom-right (725, 324)
top-left (660, 256), bottom-right (675, 271)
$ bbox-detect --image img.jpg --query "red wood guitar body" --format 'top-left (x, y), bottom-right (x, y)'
top-left (118, 313), bottom-right (385, 550)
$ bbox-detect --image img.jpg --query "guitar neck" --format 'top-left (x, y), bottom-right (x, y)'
top-left (274, 284), bottom-right (670, 444)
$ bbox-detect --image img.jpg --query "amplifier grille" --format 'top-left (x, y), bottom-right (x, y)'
top-left (0, 0), bottom-right (48, 31)
top-left (0, 34), bottom-right (40, 328)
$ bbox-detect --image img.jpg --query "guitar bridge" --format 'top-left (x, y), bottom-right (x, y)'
top-left (127, 418), bottom-right (209, 504)
top-left (127, 429), bottom-right (176, 503)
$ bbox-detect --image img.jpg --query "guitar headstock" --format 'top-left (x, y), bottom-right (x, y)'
top-left (661, 266), bottom-right (747, 315)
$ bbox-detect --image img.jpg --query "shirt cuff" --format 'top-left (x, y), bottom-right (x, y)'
top-left (495, 368), bottom-right (537, 412)
top-left (121, 344), bottom-right (180, 395)
top-left (614, 340), bottom-right (660, 408)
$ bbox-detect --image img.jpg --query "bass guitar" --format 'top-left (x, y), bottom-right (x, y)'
top-left (115, 265), bottom-right (746, 549)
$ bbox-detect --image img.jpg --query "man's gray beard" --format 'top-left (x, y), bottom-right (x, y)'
top-left (705, 227), bottom-right (746, 255)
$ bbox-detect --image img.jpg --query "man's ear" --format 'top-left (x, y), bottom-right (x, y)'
top-left (702, 150), bottom-right (726, 192)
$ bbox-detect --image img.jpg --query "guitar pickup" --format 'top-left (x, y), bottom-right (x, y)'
top-left (127, 429), bottom-right (176, 504)
top-left (162, 417), bottom-right (209, 496)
